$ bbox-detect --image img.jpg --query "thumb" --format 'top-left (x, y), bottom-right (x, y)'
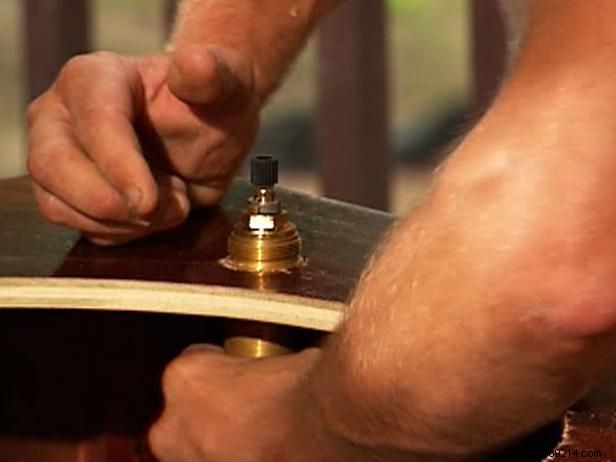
top-left (167, 45), bottom-right (254, 106)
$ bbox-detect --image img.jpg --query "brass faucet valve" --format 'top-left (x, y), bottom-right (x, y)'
top-left (222, 156), bottom-right (304, 273)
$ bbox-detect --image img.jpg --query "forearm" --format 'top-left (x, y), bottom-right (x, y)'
top-left (308, 1), bottom-right (616, 458)
top-left (170, 0), bottom-right (342, 99)
top-left (501, 0), bottom-right (616, 82)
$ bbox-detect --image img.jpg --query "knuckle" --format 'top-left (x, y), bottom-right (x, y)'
top-left (160, 359), bottom-right (184, 395)
top-left (51, 60), bottom-right (84, 102)
top-left (149, 408), bottom-right (215, 461)
top-left (58, 52), bottom-right (119, 91)
top-left (147, 419), bottom-right (171, 460)
top-left (59, 51), bottom-right (122, 84)
top-left (60, 55), bottom-right (91, 80)
top-left (161, 354), bottom-right (197, 397)
top-left (36, 193), bottom-right (67, 227)
top-left (27, 147), bottom-right (55, 184)
top-left (25, 96), bottom-right (44, 126)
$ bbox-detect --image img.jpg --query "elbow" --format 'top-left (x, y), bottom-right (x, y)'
top-left (497, 224), bottom-right (616, 339)
top-left (528, 263), bottom-right (616, 338)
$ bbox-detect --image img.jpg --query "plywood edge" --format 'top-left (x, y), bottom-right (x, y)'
top-left (0, 277), bottom-right (346, 332)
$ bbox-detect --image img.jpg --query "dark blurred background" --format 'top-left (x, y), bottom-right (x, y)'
top-left (0, 0), bottom-right (506, 214)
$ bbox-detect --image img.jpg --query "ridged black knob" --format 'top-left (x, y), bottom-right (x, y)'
top-left (251, 156), bottom-right (278, 187)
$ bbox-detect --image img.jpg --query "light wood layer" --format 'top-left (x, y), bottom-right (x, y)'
top-left (0, 277), bottom-right (345, 332)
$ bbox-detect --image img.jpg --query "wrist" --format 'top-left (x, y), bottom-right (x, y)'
top-left (287, 349), bottom-right (375, 462)
top-left (304, 346), bottom-right (455, 462)
top-left (170, 0), bottom-right (337, 100)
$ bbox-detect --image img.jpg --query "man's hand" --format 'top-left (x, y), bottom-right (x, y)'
top-left (148, 346), bottom-right (361, 462)
top-left (26, 0), bottom-right (341, 245)
top-left (26, 48), bottom-right (259, 245)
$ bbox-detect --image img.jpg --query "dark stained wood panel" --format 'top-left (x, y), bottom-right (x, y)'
top-left (163, 0), bottom-right (180, 39)
top-left (2, 177), bottom-right (616, 460)
top-left (0, 177), bottom-right (394, 303)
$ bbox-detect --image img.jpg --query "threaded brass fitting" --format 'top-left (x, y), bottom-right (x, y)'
top-left (221, 156), bottom-right (304, 273)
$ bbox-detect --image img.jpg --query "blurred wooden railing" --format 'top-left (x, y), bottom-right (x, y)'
top-left (22, 0), bottom-right (506, 211)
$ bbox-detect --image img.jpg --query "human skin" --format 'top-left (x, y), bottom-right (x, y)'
top-left (148, 1), bottom-right (616, 461)
top-left (27, 0), bottom-right (616, 460)
top-left (26, 0), bottom-right (340, 245)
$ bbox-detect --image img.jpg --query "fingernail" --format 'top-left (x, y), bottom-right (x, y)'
top-left (123, 186), bottom-right (142, 211)
top-left (123, 187), bottom-right (150, 226)
top-left (131, 218), bottom-right (151, 227)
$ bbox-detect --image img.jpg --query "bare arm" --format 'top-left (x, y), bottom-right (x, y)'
top-left (26, 0), bottom-right (340, 245)
top-left (309, 0), bottom-right (616, 457)
top-left (170, 0), bottom-right (342, 99)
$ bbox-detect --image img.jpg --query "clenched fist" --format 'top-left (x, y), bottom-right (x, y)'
top-left (147, 346), bottom-right (364, 462)
top-left (26, 47), bottom-right (259, 245)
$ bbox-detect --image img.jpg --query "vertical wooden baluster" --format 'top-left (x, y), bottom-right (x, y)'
top-left (470, 0), bottom-right (507, 113)
top-left (163, 0), bottom-right (180, 40)
top-left (22, 0), bottom-right (91, 103)
top-left (316, 0), bottom-right (390, 211)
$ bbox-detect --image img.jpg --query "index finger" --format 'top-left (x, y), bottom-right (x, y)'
top-left (59, 53), bottom-right (159, 218)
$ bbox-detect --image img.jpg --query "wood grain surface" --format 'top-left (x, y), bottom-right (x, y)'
top-left (2, 176), bottom-right (616, 461)
top-left (0, 176), bottom-right (393, 461)
top-left (0, 176), bottom-right (393, 302)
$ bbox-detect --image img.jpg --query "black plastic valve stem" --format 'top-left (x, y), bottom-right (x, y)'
top-left (251, 156), bottom-right (278, 187)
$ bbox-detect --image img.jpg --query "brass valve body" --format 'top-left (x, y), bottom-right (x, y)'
top-left (224, 209), bottom-right (303, 273)
top-left (224, 336), bottom-right (291, 358)
top-left (222, 182), bottom-right (304, 273)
